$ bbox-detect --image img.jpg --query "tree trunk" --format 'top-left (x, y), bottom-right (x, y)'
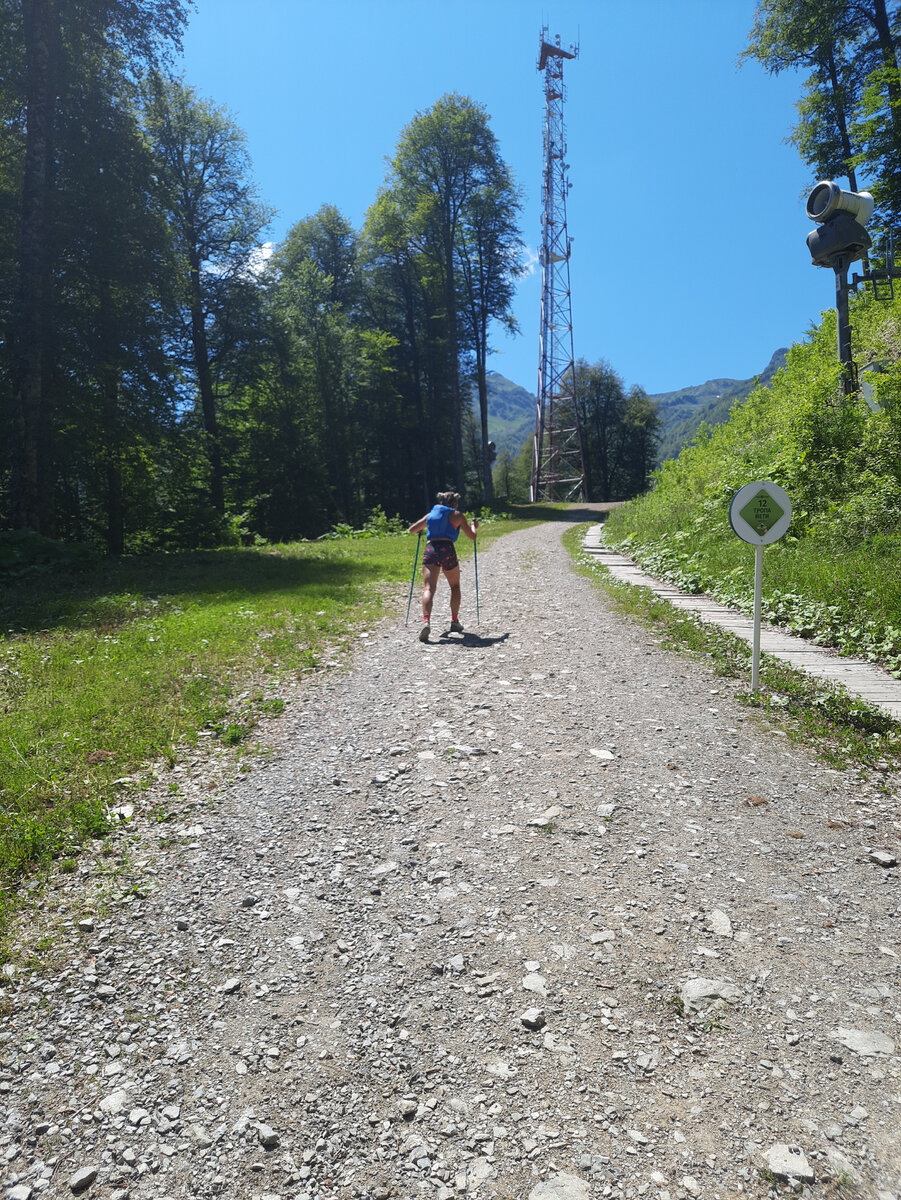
top-left (400, 270), bottom-right (433, 507)
top-left (187, 248), bottom-right (224, 514)
top-left (10, 0), bottom-right (58, 533)
top-left (474, 322), bottom-right (493, 504)
top-left (825, 47), bottom-right (860, 190)
top-left (869, 0), bottom-right (901, 155)
top-left (443, 235), bottom-right (464, 492)
top-left (99, 281), bottom-right (124, 555)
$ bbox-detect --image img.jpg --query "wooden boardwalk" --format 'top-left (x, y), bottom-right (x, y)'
top-left (582, 525), bottom-right (901, 721)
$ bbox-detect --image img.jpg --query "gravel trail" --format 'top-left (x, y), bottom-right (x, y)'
top-left (2, 519), bottom-right (900, 1200)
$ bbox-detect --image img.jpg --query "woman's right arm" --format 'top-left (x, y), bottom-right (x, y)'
top-left (456, 514), bottom-right (478, 541)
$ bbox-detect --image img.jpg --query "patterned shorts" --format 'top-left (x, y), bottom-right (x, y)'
top-left (422, 540), bottom-right (459, 571)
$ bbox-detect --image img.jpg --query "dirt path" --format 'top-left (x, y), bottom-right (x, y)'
top-left (2, 520), bottom-right (899, 1200)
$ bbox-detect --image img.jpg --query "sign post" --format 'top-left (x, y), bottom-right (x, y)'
top-left (728, 481), bottom-right (792, 691)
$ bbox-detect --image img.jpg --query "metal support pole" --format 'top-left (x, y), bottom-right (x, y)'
top-left (405, 533), bottom-right (422, 625)
top-left (473, 536), bottom-right (480, 626)
top-left (752, 543), bottom-right (763, 692)
top-left (834, 258), bottom-right (855, 398)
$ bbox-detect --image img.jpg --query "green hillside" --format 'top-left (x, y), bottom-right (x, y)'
top-left (485, 353), bottom-right (791, 469)
top-left (604, 287), bottom-right (901, 681)
top-left (652, 349), bottom-right (788, 463)
top-left (484, 371), bottom-right (535, 456)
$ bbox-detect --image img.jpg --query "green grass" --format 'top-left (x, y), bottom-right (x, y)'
top-left (0, 509), bottom-right (547, 938)
top-left (596, 287), bottom-right (901, 682)
top-left (603, 502), bottom-right (901, 678)
top-left (563, 524), bottom-right (901, 773)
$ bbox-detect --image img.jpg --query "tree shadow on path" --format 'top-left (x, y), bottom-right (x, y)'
top-left (532, 502), bottom-right (624, 523)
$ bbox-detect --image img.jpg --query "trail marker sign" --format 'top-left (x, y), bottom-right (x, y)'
top-left (728, 481), bottom-right (792, 691)
top-left (729, 481), bottom-right (792, 545)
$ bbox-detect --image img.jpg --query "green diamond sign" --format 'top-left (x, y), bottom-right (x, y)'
top-left (739, 489), bottom-right (785, 537)
top-left (729, 480), bottom-right (792, 546)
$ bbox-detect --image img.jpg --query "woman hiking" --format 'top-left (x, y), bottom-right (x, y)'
top-left (407, 491), bottom-right (478, 642)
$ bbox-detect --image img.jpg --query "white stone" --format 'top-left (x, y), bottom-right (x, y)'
top-left (466, 1157), bottom-right (493, 1187)
top-left (522, 973), bottom-right (548, 997)
top-left (69, 1167), bottom-right (98, 1192)
top-left (870, 849), bottom-right (897, 868)
top-left (549, 942), bottom-right (578, 960)
top-left (528, 1173), bottom-right (591, 1200)
top-left (761, 1143), bottom-right (815, 1182)
top-left (99, 1088), bottom-right (129, 1115)
top-left (708, 908), bottom-right (733, 937)
top-left (520, 1007), bottom-right (546, 1031)
top-left (680, 977), bottom-right (741, 1013)
top-left (371, 861), bottom-right (398, 877)
top-left (834, 1027), bottom-right (896, 1057)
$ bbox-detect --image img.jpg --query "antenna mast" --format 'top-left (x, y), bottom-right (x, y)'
top-left (531, 28), bottom-right (586, 502)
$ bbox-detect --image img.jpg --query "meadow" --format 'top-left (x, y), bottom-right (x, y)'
top-left (0, 509), bottom-right (551, 933)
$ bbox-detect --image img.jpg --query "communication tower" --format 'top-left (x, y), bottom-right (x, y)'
top-left (531, 29), bottom-right (586, 502)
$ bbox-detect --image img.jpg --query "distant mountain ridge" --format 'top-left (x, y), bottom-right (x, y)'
top-left (484, 350), bottom-right (790, 466)
top-left (651, 349), bottom-right (789, 462)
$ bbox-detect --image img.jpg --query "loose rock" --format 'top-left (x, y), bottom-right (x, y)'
top-left (761, 1143), bottom-right (815, 1182)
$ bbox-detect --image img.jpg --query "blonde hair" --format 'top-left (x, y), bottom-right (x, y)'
top-left (437, 491), bottom-right (461, 509)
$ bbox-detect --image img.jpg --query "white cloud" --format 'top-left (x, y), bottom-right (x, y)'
top-left (521, 245), bottom-right (540, 276)
top-left (246, 241), bottom-right (275, 275)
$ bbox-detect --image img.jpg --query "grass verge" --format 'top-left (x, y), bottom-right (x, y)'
top-left (563, 524), bottom-right (901, 774)
top-left (603, 502), bottom-right (901, 678)
top-left (0, 510), bottom-right (543, 941)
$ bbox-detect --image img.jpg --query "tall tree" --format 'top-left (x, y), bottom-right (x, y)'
top-left (852, 0), bottom-right (901, 222)
top-left (385, 94), bottom-right (523, 498)
top-left (145, 75), bottom-right (272, 516)
top-left (743, 0), bottom-right (866, 189)
top-left (573, 359), bottom-right (660, 501)
top-left (745, 1), bottom-right (901, 222)
top-left (457, 174), bottom-right (524, 503)
top-left (363, 188), bottom-right (453, 509)
top-left (4, 0), bottom-right (188, 533)
top-left (277, 203), bottom-right (361, 312)
top-left (54, 54), bottom-right (180, 553)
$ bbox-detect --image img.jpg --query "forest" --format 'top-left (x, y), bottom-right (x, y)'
top-left (0, 1), bottom-right (662, 557)
top-left (4, 2), bottom-right (901, 554)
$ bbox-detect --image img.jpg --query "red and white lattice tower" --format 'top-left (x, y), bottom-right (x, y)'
top-left (531, 29), bottom-right (586, 503)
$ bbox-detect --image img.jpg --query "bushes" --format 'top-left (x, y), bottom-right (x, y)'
top-left (606, 286), bottom-right (901, 676)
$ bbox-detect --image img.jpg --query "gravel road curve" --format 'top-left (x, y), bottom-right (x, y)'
top-left (2, 518), bottom-right (900, 1200)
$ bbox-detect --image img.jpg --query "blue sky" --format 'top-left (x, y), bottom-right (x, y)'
top-left (178, 0), bottom-right (836, 396)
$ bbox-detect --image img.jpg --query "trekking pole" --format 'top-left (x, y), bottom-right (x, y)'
top-left (473, 527), bottom-right (480, 626)
top-left (405, 532), bottom-right (422, 625)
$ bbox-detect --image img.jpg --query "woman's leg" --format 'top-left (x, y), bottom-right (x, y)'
top-left (444, 564), bottom-right (462, 621)
top-left (421, 563), bottom-right (440, 621)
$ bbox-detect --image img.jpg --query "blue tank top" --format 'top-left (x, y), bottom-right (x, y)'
top-left (426, 504), bottom-right (459, 542)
